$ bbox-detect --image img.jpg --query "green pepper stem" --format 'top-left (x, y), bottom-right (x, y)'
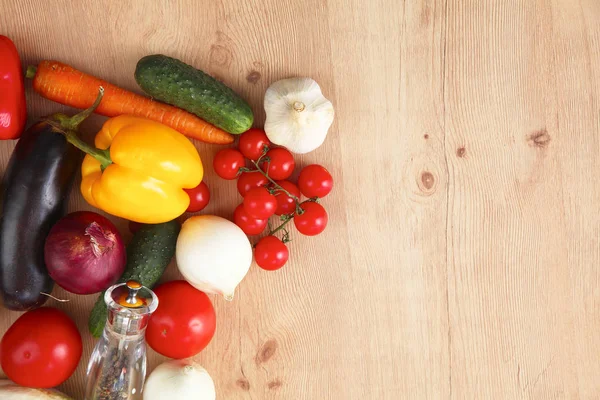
top-left (62, 129), bottom-right (112, 170)
top-left (42, 87), bottom-right (112, 170)
top-left (54, 86), bottom-right (105, 131)
top-left (44, 118), bottom-right (112, 170)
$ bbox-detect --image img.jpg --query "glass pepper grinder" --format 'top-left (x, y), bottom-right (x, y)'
top-left (84, 280), bottom-right (158, 400)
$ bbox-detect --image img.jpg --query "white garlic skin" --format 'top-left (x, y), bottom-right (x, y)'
top-left (264, 77), bottom-right (334, 154)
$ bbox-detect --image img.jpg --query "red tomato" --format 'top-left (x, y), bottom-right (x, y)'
top-left (233, 204), bottom-right (268, 235)
top-left (213, 149), bottom-right (245, 180)
top-left (294, 202), bottom-right (328, 236)
top-left (274, 180), bottom-right (301, 215)
top-left (298, 164), bottom-right (333, 198)
top-left (0, 307), bottom-right (82, 388)
top-left (184, 181), bottom-right (210, 212)
top-left (243, 187), bottom-right (277, 219)
top-left (146, 281), bottom-right (216, 359)
top-left (254, 236), bottom-right (289, 271)
top-left (238, 129), bottom-right (270, 160)
top-left (261, 148), bottom-right (295, 180)
top-left (237, 172), bottom-right (268, 197)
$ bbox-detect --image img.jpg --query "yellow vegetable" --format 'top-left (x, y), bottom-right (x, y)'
top-left (82, 115), bottom-right (203, 223)
top-left (56, 111), bottom-right (203, 223)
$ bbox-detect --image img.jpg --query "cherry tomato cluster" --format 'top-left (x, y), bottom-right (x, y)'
top-left (213, 129), bottom-right (333, 271)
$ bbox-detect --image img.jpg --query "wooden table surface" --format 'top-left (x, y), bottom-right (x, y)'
top-left (1, 0), bottom-right (600, 399)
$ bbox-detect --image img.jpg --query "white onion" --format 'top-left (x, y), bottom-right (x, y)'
top-left (143, 360), bottom-right (216, 400)
top-left (176, 215), bottom-right (252, 300)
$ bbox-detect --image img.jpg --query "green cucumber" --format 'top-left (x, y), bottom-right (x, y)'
top-left (135, 54), bottom-right (253, 134)
top-left (88, 220), bottom-right (180, 337)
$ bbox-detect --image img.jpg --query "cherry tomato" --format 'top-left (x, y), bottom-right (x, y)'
top-left (294, 202), bottom-right (328, 236)
top-left (213, 148), bottom-right (245, 180)
top-left (261, 148), bottom-right (295, 180)
top-left (0, 307), bottom-right (82, 388)
top-left (243, 187), bottom-right (277, 219)
top-left (274, 180), bottom-right (301, 215)
top-left (184, 181), bottom-right (210, 212)
top-left (254, 236), bottom-right (289, 271)
top-left (146, 281), bottom-right (216, 359)
top-left (298, 164), bottom-right (333, 198)
top-left (233, 204), bottom-right (268, 235)
top-left (237, 172), bottom-right (269, 197)
top-left (238, 128), bottom-right (270, 160)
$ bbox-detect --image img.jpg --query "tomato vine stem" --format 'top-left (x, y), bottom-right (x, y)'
top-left (267, 217), bottom-right (293, 236)
top-left (239, 146), bottom-right (316, 240)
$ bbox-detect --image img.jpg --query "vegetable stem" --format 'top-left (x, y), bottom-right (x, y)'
top-left (66, 130), bottom-right (112, 170)
top-left (249, 159), bottom-right (301, 203)
top-left (40, 292), bottom-right (70, 303)
top-left (243, 145), bottom-right (316, 240)
top-left (25, 65), bottom-right (37, 79)
top-left (60, 86), bottom-right (105, 130)
top-left (293, 101), bottom-right (305, 112)
top-left (267, 217), bottom-right (293, 236)
top-left (43, 87), bottom-right (112, 170)
top-left (44, 119), bottom-right (112, 170)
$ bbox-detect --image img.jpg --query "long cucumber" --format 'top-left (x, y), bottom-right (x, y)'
top-left (135, 54), bottom-right (253, 134)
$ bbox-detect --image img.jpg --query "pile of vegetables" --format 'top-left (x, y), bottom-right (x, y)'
top-left (0, 34), bottom-right (335, 398)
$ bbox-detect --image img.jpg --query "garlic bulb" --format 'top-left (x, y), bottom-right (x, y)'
top-left (176, 215), bottom-right (252, 301)
top-left (264, 77), bottom-right (334, 154)
top-left (143, 360), bottom-right (216, 400)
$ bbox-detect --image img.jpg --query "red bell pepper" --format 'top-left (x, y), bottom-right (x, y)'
top-left (0, 35), bottom-right (26, 140)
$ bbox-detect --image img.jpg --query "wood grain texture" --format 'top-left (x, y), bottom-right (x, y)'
top-left (0, 0), bottom-right (599, 398)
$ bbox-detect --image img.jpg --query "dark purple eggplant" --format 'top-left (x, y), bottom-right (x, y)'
top-left (0, 88), bottom-right (104, 310)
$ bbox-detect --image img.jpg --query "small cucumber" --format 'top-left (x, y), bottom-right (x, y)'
top-left (88, 220), bottom-right (180, 337)
top-left (135, 54), bottom-right (253, 134)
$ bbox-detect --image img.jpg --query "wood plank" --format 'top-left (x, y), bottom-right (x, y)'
top-left (444, 0), bottom-right (600, 398)
top-left (326, 0), bottom-right (449, 398)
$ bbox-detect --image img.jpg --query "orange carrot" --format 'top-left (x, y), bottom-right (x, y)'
top-left (26, 60), bottom-right (234, 145)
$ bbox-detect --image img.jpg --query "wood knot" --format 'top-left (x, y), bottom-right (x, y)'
top-left (456, 147), bottom-right (466, 158)
top-left (420, 171), bottom-right (435, 192)
top-left (236, 378), bottom-right (250, 391)
top-left (256, 339), bottom-right (277, 364)
top-left (268, 379), bottom-right (282, 390)
top-left (404, 157), bottom-right (441, 200)
top-left (209, 44), bottom-right (232, 68)
top-left (529, 129), bottom-right (551, 149)
top-left (246, 70), bottom-right (261, 84)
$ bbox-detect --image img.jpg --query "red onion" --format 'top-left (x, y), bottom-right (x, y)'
top-left (44, 211), bottom-right (126, 294)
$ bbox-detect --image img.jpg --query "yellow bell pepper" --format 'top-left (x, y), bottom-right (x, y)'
top-left (75, 115), bottom-right (203, 223)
